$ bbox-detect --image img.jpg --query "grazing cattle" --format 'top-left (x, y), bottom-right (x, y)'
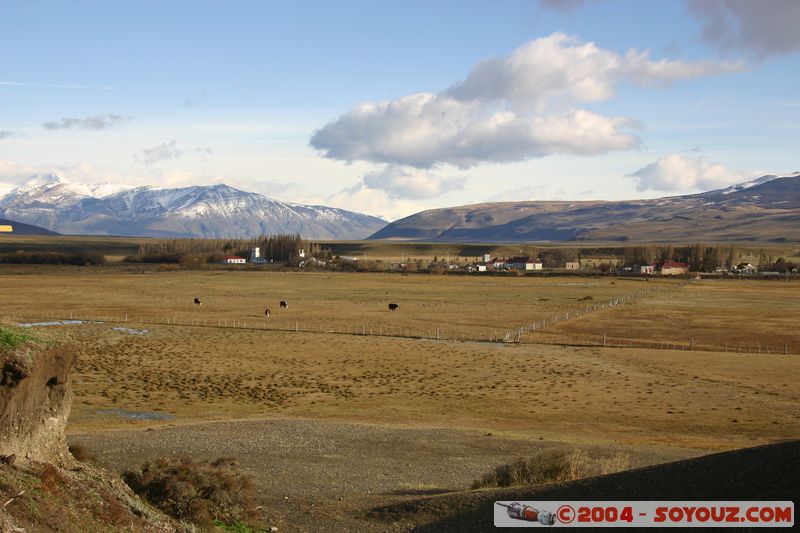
top-left (280, 300), bottom-right (288, 309)
top-left (388, 303), bottom-right (399, 312)
top-left (194, 298), bottom-right (202, 305)
top-left (265, 308), bottom-right (271, 318)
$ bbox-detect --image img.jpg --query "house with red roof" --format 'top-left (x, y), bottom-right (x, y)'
top-left (658, 260), bottom-right (689, 275)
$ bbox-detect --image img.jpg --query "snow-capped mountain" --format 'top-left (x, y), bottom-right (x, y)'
top-left (0, 177), bottom-right (387, 239)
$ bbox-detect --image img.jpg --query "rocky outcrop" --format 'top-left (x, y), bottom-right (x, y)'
top-left (0, 345), bottom-right (75, 464)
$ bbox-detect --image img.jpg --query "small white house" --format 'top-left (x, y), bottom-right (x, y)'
top-left (224, 256), bottom-right (246, 264)
top-left (476, 264), bottom-right (487, 272)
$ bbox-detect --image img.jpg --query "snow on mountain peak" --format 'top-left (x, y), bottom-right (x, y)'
top-left (0, 178), bottom-right (387, 239)
top-left (720, 172), bottom-right (800, 195)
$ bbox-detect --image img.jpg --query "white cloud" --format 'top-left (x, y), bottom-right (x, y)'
top-left (42, 114), bottom-right (129, 130)
top-left (138, 140), bottom-right (182, 165)
top-left (322, 184), bottom-right (428, 221)
top-left (137, 141), bottom-right (212, 166)
top-left (312, 95), bottom-right (642, 168)
top-left (688, 0), bottom-right (800, 57)
top-left (0, 80), bottom-right (112, 90)
top-left (311, 33), bottom-right (740, 169)
top-left (362, 165), bottom-right (466, 199)
top-left (628, 153), bottom-right (746, 192)
top-left (445, 33), bottom-right (740, 110)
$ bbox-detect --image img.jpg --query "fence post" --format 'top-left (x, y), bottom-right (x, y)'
top-left (603, 334), bottom-right (607, 347)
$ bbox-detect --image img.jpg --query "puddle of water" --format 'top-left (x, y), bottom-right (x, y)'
top-left (18, 320), bottom-right (89, 327)
top-left (99, 408), bottom-right (173, 421)
top-left (113, 327), bottom-right (150, 335)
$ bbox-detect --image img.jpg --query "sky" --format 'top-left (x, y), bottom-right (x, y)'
top-left (1, 0), bottom-right (799, 220)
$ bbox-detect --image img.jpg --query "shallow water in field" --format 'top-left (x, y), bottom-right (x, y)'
top-left (112, 327), bottom-right (150, 335)
top-left (17, 320), bottom-right (90, 327)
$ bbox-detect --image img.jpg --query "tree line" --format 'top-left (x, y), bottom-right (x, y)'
top-left (621, 244), bottom-right (796, 272)
top-left (125, 234), bottom-right (321, 265)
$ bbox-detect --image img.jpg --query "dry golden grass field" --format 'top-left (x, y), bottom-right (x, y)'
top-left (3, 265), bottom-right (799, 530)
top-left (0, 266), bottom-right (796, 450)
top-left (0, 266), bottom-right (664, 340)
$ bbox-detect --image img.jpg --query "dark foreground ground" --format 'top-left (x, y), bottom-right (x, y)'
top-left (377, 439), bottom-right (799, 532)
top-left (68, 418), bottom-right (797, 531)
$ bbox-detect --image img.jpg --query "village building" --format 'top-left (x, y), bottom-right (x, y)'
top-left (249, 247), bottom-right (267, 264)
top-left (507, 256), bottom-right (543, 270)
top-left (490, 257), bottom-right (508, 269)
top-left (735, 263), bottom-right (758, 275)
top-left (565, 261), bottom-right (580, 270)
top-left (658, 260), bottom-right (689, 275)
top-left (633, 264), bottom-right (655, 275)
top-left (223, 255), bottom-right (246, 264)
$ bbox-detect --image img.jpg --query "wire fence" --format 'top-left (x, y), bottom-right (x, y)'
top-left (502, 280), bottom-right (692, 341)
top-left (2, 278), bottom-right (793, 355)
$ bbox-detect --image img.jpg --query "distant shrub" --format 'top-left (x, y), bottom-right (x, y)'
top-left (123, 456), bottom-right (259, 528)
top-left (0, 251), bottom-right (106, 265)
top-left (471, 449), bottom-right (630, 489)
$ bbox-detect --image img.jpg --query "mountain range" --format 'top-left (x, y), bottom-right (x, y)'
top-left (369, 173), bottom-right (800, 243)
top-left (0, 177), bottom-right (386, 239)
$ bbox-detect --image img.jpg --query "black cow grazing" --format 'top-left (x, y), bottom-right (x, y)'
top-left (265, 308), bottom-right (271, 318)
top-left (194, 298), bottom-right (202, 305)
top-left (388, 303), bottom-right (399, 312)
top-left (280, 300), bottom-right (288, 309)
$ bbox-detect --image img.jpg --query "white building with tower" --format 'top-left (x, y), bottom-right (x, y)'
top-left (250, 247), bottom-right (267, 264)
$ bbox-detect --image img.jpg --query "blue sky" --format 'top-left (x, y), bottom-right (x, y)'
top-left (1, 0), bottom-right (798, 219)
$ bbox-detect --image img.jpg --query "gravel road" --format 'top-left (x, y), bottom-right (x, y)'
top-left (69, 418), bottom-right (699, 531)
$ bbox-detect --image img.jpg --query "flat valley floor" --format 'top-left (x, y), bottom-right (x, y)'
top-left (2, 267), bottom-right (798, 530)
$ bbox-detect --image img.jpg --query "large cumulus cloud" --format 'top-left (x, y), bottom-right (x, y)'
top-left (311, 33), bottom-right (740, 172)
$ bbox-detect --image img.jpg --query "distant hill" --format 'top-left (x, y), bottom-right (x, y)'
top-left (369, 173), bottom-right (800, 243)
top-left (0, 176), bottom-right (387, 239)
top-left (0, 217), bottom-right (58, 236)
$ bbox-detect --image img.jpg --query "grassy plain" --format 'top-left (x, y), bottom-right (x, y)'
top-left (0, 266), bottom-right (655, 340)
top-left (0, 265), bottom-right (797, 451)
top-left (543, 278), bottom-right (800, 351)
top-left (3, 264), bottom-right (799, 529)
